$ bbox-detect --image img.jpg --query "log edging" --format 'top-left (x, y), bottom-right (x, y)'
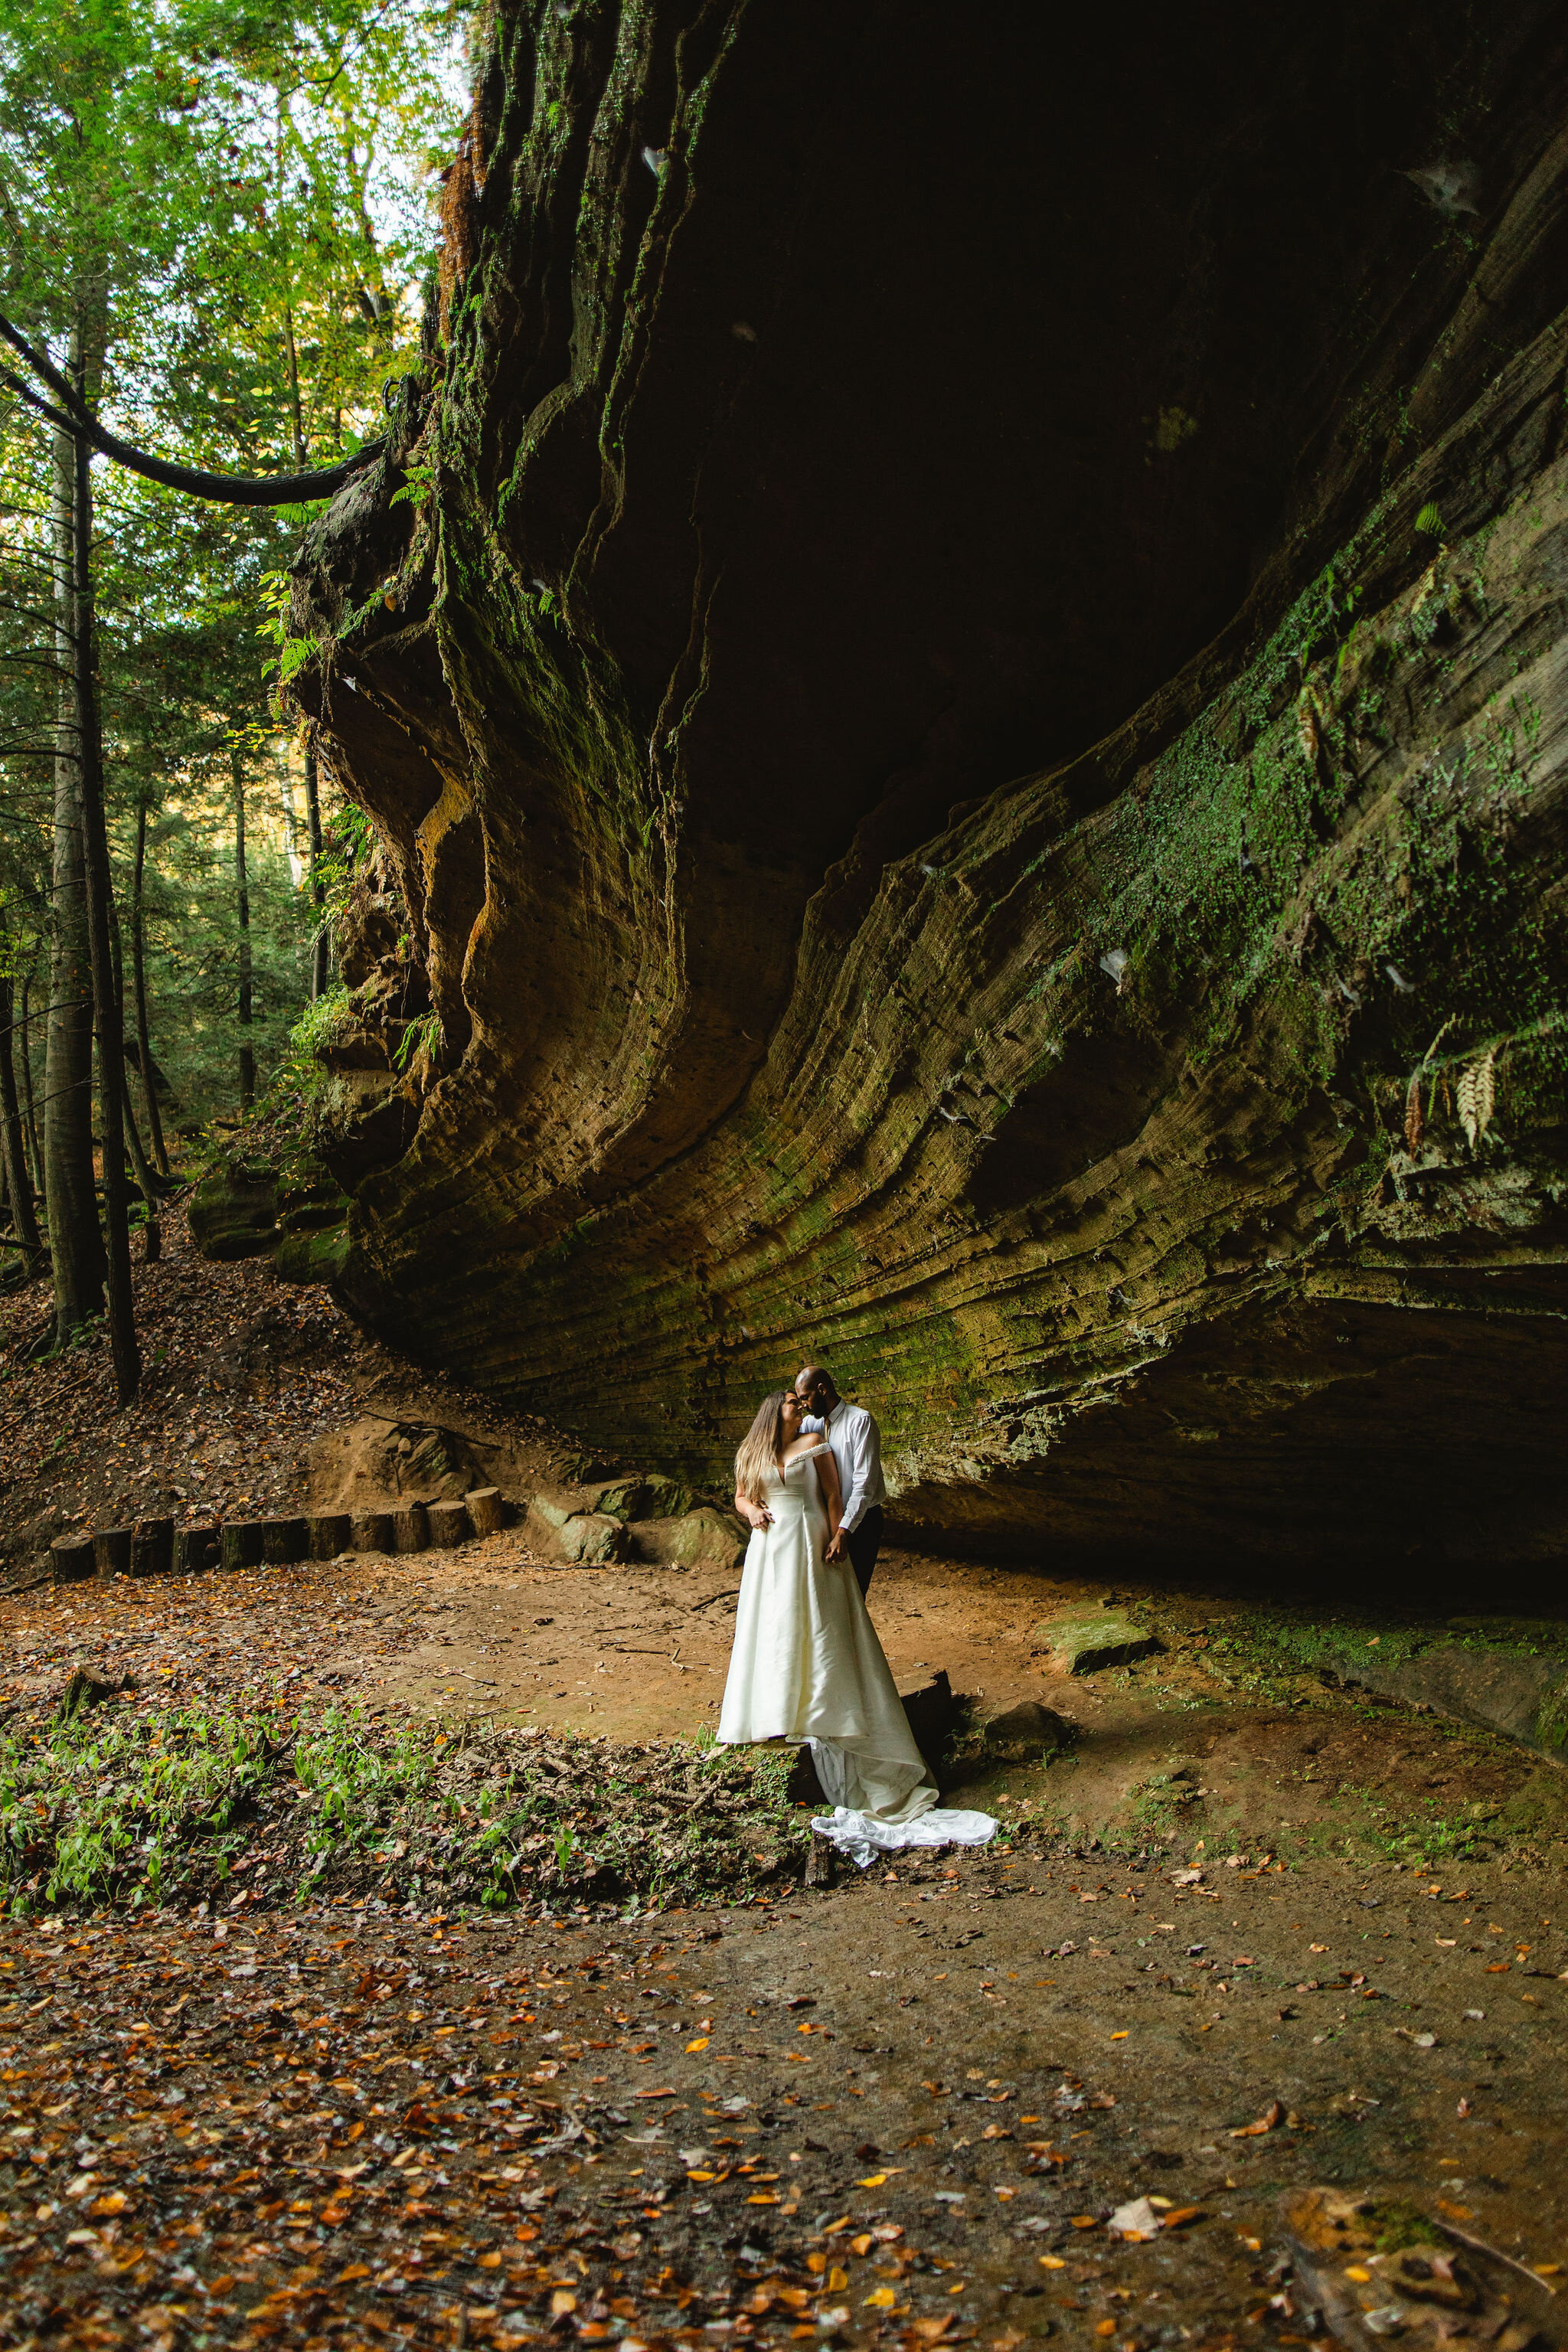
top-left (44, 1487), bottom-right (507, 1587)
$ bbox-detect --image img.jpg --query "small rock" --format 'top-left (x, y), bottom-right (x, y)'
top-left (982, 1700), bottom-right (1073, 1760)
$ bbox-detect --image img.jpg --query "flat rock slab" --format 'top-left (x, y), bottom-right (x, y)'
top-left (1337, 1639), bottom-right (1568, 1762)
top-left (1042, 1609), bottom-right (1161, 1675)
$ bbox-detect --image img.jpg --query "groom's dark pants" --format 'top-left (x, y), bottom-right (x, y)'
top-left (846, 1507), bottom-right (884, 1598)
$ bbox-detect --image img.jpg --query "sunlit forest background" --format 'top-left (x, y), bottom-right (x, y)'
top-left (0, 0), bottom-right (466, 1170)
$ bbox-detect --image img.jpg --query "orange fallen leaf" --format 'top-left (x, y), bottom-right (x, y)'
top-left (1070, 2215), bottom-right (1099, 2230)
top-left (1161, 2207), bottom-right (1204, 2230)
top-left (332, 2264), bottom-right (371, 2285)
top-left (1230, 2100), bottom-right (1283, 2138)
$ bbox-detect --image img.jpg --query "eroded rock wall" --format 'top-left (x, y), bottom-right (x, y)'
top-left (292, 2), bottom-right (1568, 1564)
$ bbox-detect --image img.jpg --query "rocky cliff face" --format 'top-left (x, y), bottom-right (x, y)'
top-left (291, 2), bottom-right (1568, 1566)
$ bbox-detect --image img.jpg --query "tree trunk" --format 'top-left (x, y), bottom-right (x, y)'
top-left (0, 972), bottom-right (45, 1278)
top-left (282, 315), bottom-right (332, 1006)
top-left (44, 399), bottom-right (103, 1338)
top-left (19, 962), bottom-right (42, 1194)
top-left (110, 906), bottom-right (160, 1258)
top-left (70, 397), bottom-right (139, 1404)
top-left (233, 748), bottom-right (254, 1109)
top-left (305, 740), bottom-right (329, 1000)
top-left (119, 1063), bottom-right (161, 1261)
top-left (130, 802), bottom-right (169, 1177)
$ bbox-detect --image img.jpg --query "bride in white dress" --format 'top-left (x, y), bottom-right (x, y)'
top-left (717, 1390), bottom-right (995, 1865)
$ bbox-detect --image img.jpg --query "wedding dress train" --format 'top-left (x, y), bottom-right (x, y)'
top-left (717, 1443), bottom-right (995, 1867)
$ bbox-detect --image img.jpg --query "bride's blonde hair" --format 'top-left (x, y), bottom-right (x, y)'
top-left (735, 1390), bottom-right (790, 1507)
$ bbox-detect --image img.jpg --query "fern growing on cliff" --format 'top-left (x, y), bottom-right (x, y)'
top-left (1457, 1048), bottom-right (1497, 1150)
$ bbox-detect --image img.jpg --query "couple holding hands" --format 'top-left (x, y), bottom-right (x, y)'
top-left (716, 1364), bottom-right (994, 1865)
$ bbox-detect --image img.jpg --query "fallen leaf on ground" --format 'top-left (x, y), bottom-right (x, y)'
top-left (1230, 2099), bottom-right (1283, 2138)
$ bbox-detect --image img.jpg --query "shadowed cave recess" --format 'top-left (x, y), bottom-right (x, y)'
top-left (289, 0), bottom-right (1568, 1579)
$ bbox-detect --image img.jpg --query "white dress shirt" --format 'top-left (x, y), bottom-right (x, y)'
top-left (802, 1398), bottom-right (885, 1534)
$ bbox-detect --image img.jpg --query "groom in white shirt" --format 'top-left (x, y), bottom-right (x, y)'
top-left (795, 1363), bottom-right (887, 1595)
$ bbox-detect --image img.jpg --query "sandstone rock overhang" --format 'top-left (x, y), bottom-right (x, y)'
top-left (289, 2), bottom-right (1568, 1567)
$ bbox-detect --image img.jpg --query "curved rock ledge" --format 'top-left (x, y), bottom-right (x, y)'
top-left (292, 3), bottom-right (1568, 1564)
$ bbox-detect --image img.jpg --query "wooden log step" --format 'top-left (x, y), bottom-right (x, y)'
top-left (426, 1498), bottom-right (470, 1548)
top-left (306, 1512), bottom-right (351, 1560)
top-left (350, 1510), bottom-right (392, 1553)
top-left (260, 1515), bottom-right (307, 1566)
top-left (93, 1527), bottom-right (132, 1577)
top-left (466, 1486), bottom-right (505, 1536)
top-left (392, 1501), bottom-right (430, 1555)
top-left (131, 1517), bottom-right (174, 1578)
top-left (220, 1521), bottom-right (266, 1573)
top-left (176, 1524), bottom-right (219, 1576)
top-left (49, 1532), bottom-right (97, 1585)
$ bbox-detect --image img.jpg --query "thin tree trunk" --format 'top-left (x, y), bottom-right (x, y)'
top-left (305, 740), bottom-right (328, 999)
top-left (70, 393), bottom-right (139, 1404)
top-left (0, 972), bottom-right (45, 1279)
top-left (283, 301), bottom-right (306, 469)
top-left (111, 903), bottom-right (161, 1263)
top-left (119, 1063), bottom-right (161, 1261)
top-left (44, 395), bottom-right (103, 1337)
top-left (19, 962), bottom-right (41, 1193)
top-left (282, 319), bottom-right (332, 1006)
top-left (233, 748), bottom-right (254, 1109)
top-left (130, 803), bottom-right (169, 1175)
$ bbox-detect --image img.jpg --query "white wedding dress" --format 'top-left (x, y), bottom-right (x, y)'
top-left (717, 1443), bottom-right (995, 1867)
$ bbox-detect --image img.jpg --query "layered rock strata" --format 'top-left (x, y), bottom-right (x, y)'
top-left (291, 3), bottom-right (1568, 1564)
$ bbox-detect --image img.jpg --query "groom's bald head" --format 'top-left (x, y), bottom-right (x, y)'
top-left (796, 1364), bottom-right (838, 1410)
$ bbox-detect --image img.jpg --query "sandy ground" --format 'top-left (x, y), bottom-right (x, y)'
top-left (9, 1527), bottom-right (1552, 1886)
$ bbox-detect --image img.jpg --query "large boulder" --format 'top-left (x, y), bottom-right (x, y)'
top-left (589, 1472), bottom-right (702, 1522)
top-left (524, 1492), bottom-right (632, 1566)
top-left (188, 1162), bottom-right (278, 1262)
top-left (273, 1166), bottom-right (354, 1288)
top-left (633, 1507), bottom-right (747, 1572)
